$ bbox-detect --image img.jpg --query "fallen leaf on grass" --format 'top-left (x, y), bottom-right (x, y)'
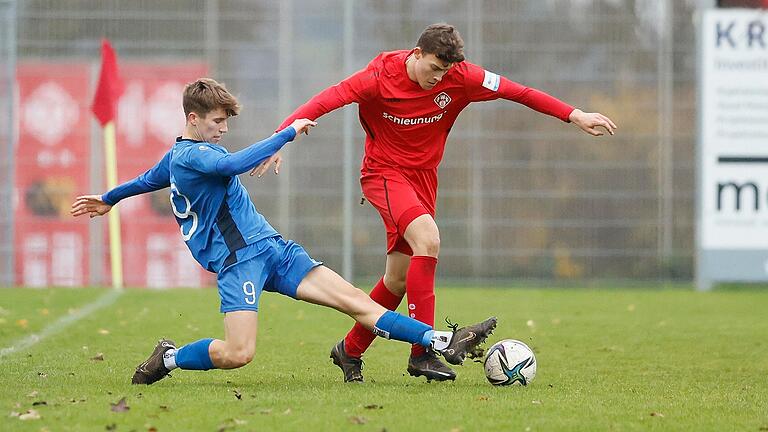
top-left (39, 308), bottom-right (49, 316)
top-left (283, 408), bottom-right (291, 415)
top-left (32, 401), bottom-right (47, 406)
top-left (18, 409), bottom-right (41, 420)
top-left (110, 397), bottom-right (130, 412)
top-left (26, 391), bottom-right (38, 398)
top-left (364, 404), bottom-right (383, 410)
top-left (148, 427), bottom-right (158, 432)
top-left (91, 353), bottom-right (105, 361)
top-left (477, 396), bottom-right (489, 401)
top-left (158, 405), bottom-right (170, 412)
top-left (16, 319), bottom-right (29, 329)
top-left (233, 389), bottom-right (242, 400)
top-left (217, 418), bottom-right (247, 432)
top-left (349, 415), bottom-right (367, 424)
top-left (98, 329), bottom-right (110, 335)
top-left (650, 412), bottom-right (664, 417)
top-left (37, 372), bottom-right (47, 378)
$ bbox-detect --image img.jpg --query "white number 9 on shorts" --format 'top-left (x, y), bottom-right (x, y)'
top-left (242, 281), bottom-right (257, 305)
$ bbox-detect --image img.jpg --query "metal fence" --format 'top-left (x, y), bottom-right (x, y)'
top-left (4, 0), bottom-right (708, 286)
top-left (0, 0), bottom-right (16, 286)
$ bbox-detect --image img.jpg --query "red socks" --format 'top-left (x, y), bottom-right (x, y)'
top-left (343, 256), bottom-right (437, 359)
top-left (406, 256), bottom-right (437, 357)
top-left (344, 277), bottom-right (403, 358)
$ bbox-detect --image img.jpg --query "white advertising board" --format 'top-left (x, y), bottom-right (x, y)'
top-left (698, 9), bottom-right (768, 289)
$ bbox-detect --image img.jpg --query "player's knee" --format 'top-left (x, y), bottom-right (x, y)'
top-left (229, 349), bottom-right (254, 368)
top-left (383, 274), bottom-right (406, 295)
top-left (413, 233), bottom-right (440, 256)
top-left (227, 345), bottom-right (255, 368)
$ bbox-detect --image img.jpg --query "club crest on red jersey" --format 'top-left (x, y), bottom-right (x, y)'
top-left (434, 92), bottom-right (451, 109)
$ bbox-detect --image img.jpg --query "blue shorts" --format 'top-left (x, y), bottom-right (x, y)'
top-left (217, 236), bottom-right (322, 313)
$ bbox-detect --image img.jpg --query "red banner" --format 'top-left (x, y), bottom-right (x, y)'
top-left (15, 61), bottom-right (211, 288)
top-left (15, 63), bottom-right (91, 286)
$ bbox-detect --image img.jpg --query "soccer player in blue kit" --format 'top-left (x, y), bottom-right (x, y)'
top-left (71, 78), bottom-right (496, 385)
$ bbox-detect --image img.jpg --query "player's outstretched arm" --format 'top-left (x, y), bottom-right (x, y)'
top-left (249, 119), bottom-right (316, 177)
top-left (70, 195), bottom-right (112, 218)
top-left (213, 119), bottom-right (316, 178)
top-left (568, 109), bottom-right (617, 136)
top-left (254, 68), bottom-right (376, 178)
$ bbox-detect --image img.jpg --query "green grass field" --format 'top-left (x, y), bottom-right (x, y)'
top-left (1, 286), bottom-right (767, 431)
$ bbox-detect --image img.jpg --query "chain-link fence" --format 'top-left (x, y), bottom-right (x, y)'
top-left (5, 0), bottom-right (707, 286)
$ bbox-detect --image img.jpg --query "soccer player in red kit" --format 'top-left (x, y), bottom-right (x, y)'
top-left (260, 23), bottom-right (617, 382)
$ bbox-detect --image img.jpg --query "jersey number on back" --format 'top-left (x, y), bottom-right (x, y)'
top-left (169, 183), bottom-right (199, 241)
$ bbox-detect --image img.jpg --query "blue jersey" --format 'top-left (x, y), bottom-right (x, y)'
top-left (103, 126), bottom-right (297, 273)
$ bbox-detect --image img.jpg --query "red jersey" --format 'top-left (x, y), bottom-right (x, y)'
top-left (279, 50), bottom-right (574, 170)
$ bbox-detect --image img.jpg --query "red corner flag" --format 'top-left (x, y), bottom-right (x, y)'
top-left (91, 39), bottom-right (124, 126)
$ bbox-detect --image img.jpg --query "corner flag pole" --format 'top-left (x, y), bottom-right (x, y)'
top-left (92, 39), bottom-right (125, 289)
top-left (103, 122), bottom-right (123, 289)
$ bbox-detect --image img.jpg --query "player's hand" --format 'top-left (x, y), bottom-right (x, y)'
top-left (289, 118), bottom-right (317, 140)
top-left (250, 152), bottom-right (283, 177)
top-left (569, 109), bottom-right (617, 136)
top-left (70, 194), bottom-right (112, 218)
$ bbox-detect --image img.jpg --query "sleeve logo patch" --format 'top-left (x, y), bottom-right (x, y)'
top-left (482, 69), bottom-right (500, 92)
top-left (198, 145), bottom-right (209, 151)
top-left (434, 92), bottom-right (452, 109)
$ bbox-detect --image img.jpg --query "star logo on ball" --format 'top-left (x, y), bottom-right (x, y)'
top-left (434, 92), bottom-right (451, 109)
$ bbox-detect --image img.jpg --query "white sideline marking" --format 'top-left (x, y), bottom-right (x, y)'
top-left (0, 289), bottom-right (123, 358)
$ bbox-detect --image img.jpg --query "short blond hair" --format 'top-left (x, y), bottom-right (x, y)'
top-left (182, 78), bottom-right (241, 118)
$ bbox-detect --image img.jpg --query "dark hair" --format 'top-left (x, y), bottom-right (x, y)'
top-left (182, 78), bottom-right (241, 118)
top-left (416, 23), bottom-right (465, 63)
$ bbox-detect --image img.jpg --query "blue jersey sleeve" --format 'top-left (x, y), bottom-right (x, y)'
top-left (187, 127), bottom-right (297, 177)
top-left (102, 150), bottom-right (172, 205)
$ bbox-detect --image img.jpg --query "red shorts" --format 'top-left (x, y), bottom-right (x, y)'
top-left (361, 165), bottom-right (437, 255)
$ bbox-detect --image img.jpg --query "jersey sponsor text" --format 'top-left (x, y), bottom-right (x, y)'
top-left (382, 111), bottom-right (445, 126)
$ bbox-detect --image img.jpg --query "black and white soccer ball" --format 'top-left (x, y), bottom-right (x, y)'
top-left (483, 339), bottom-right (537, 386)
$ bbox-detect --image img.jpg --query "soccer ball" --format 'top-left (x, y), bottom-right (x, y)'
top-left (483, 339), bottom-right (537, 386)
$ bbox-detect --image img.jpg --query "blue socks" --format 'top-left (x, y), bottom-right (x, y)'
top-left (373, 310), bottom-right (434, 347)
top-left (174, 338), bottom-right (215, 370)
